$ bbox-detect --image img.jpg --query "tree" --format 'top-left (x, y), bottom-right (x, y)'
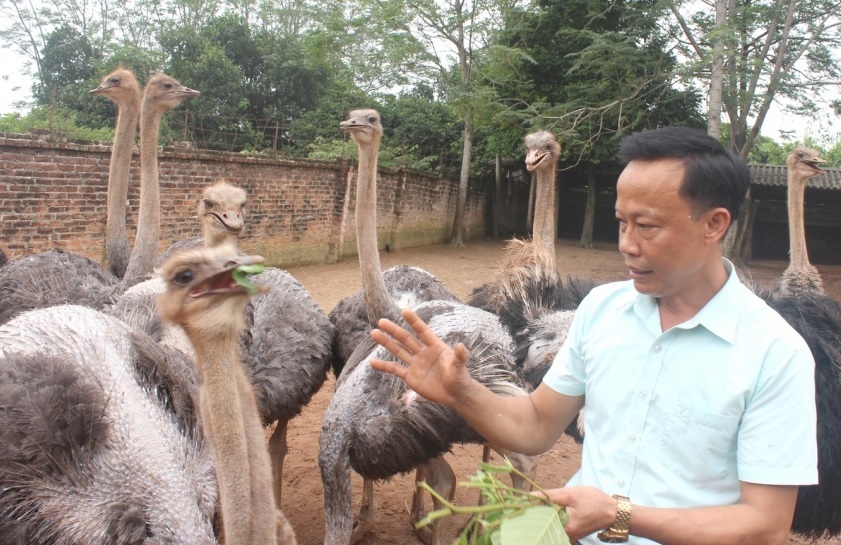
top-left (666, 0), bottom-right (841, 160)
top-left (489, 0), bottom-right (704, 246)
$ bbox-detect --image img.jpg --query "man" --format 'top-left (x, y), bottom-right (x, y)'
top-left (370, 126), bottom-right (817, 544)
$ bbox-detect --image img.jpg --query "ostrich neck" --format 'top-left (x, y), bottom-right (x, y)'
top-left (356, 143), bottom-right (400, 324)
top-left (123, 107), bottom-right (162, 287)
top-left (105, 98), bottom-right (139, 276)
top-left (204, 228), bottom-right (238, 249)
top-left (532, 165), bottom-right (556, 264)
top-left (787, 174), bottom-right (809, 268)
top-left (185, 323), bottom-right (256, 545)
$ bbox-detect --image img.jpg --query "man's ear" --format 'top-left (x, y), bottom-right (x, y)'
top-left (706, 207), bottom-right (731, 243)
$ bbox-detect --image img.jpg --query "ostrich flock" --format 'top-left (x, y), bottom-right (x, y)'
top-left (1, 67), bottom-right (841, 545)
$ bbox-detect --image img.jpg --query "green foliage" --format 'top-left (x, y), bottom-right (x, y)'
top-left (415, 458), bottom-right (570, 545)
top-left (0, 108), bottom-right (114, 142)
top-left (305, 136), bottom-right (439, 171)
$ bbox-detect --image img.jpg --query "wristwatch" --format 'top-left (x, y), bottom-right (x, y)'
top-left (597, 494), bottom-right (631, 543)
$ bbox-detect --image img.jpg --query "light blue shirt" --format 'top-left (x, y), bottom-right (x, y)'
top-left (543, 260), bottom-right (818, 545)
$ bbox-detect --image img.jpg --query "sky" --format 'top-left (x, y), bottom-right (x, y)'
top-left (0, 47), bottom-right (831, 146)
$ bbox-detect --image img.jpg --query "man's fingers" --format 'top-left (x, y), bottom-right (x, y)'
top-left (370, 358), bottom-right (407, 379)
top-left (401, 308), bottom-right (443, 347)
top-left (371, 328), bottom-right (416, 364)
top-left (376, 316), bottom-right (424, 354)
top-left (454, 342), bottom-right (470, 365)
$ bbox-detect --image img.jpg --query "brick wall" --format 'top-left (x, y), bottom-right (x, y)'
top-left (0, 132), bottom-right (487, 267)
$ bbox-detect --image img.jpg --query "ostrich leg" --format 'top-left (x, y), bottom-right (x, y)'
top-left (269, 420), bottom-right (289, 506)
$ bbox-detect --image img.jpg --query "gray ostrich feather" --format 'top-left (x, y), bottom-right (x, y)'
top-left (319, 299), bottom-right (527, 545)
top-left (0, 305), bottom-right (218, 545)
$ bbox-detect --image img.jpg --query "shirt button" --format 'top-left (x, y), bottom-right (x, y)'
top-left (654, 345), bottom-right (662, 353)
top-left (618, 479), bottom-right (626, 487)
top-left (639, 390), bottom-right (648, 398)
top-left (629, 434), bottom-right (637, 442)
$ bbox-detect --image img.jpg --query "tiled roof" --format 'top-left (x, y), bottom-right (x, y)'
top-left (749, 164), bottom-right (841, 190)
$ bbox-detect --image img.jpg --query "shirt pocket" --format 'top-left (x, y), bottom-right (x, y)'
top-left (658, 403), bottom-right (740, 483)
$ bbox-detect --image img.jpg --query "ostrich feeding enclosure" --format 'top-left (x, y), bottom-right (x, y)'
top-left (275, 237), bottom-right (841, 545)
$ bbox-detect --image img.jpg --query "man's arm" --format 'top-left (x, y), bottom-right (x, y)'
top-left (370, 307), bottom-right (583, 455)
top-left (546, 481), bottom-right (798, 545)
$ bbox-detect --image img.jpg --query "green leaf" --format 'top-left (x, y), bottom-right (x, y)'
top-left (232, 263), bottom-right (265, 295)
top-left (499, 505), bottom-right (570, 545)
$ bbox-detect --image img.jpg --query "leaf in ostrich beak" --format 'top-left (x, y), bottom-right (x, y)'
top-left (232, 263), bottom-right (266, 295)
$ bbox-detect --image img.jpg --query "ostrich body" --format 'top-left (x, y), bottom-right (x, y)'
top-left (779, 146), bottom-right (825, 296)
top-left (320, 301), bottom-right (527, 545)
top-left (0, 73), bottom-right (199, 325)
top-left (0, 305), bottom-right (218, 544)
top-left (90, 67), bottom-right (141, 278)
top-left (158, 246), bottom-right (297, 545)
top-left (122, 73), bottom-right (200, 287)
top-left (319, 110), bottom-right (526, 545)
top-left (156, 179), bottom-right (248, 267)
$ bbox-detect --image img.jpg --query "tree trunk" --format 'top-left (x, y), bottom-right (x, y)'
top-left (707, 0), bottom-right (726, 138)
top-left (449, 115), bottom-right (474, 247)
top-left (578, 166), bottom-right (596, 249)
top-left (493, 154), bottom-right (502, 239)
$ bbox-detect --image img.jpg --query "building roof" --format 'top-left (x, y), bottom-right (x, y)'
top-left (748, 163), bottom-right (841, 190)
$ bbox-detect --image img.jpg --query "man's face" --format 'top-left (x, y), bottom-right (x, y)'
top-left (614, 158), bottom-right (713, 300)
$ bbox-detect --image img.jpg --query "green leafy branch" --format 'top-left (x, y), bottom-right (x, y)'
top-left (415, 458), bottom-right (571, 545)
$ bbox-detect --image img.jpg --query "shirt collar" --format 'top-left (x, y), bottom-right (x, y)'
top-left (631, 258), bottom-right (743, 343)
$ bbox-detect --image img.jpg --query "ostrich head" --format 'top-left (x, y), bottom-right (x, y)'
top-left (524, 130), bottom-right (561, 173)
top-left (787, 146), bottom-right (825, 185)
top-left (340, 109), bottom-right (383, 147)
top-left (142, 73), bottom-right (200, 116)
top-left (198, 180), bottom-right (247, 246)
top-left (157, 245), bottom-right (266, 335)
top-left (89, 67), bottom-right (140, 100)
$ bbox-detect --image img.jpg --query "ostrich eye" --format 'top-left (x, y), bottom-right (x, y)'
top-left (368, 116), bottom-right (377, 124)
top-left (163, 82), bottom-right (173, 89)
top-left (109, 77), bottom-right (120, 84)
top-left (203, 200), bottom-right (214, 209)
top-left (174, 269), bottom-right (194, 285)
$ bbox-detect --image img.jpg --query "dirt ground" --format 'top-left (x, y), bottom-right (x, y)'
top-left (275, 237), bottom-right (841, 545)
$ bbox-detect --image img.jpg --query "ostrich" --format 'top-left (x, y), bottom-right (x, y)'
top-left (0, 305), bottom-right (218, 544)
top-left (0, 72), bottom-right (199, 325)
top-left (90, 66), bottom-right (141, 278)
top-left (319, 110), bottom-right (529, 545)
top-left (778, 146), bottom-right (825, 296)
top-left (156, 179), bottom-right (248, 267)
top-left (328, 108), bottom-right (460, 543)
top-left (470, 131), bottom-right (596, 414)
top-left (157, 245), bottom-right (297, 545)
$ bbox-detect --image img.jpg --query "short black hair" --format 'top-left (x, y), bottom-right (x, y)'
top-left (617, 126), bottom-right (751, 223)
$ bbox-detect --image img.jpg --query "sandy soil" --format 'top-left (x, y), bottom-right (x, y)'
top-left (273, 237), bottom-right (841, 545)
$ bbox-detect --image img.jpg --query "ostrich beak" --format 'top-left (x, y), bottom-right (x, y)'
top-left (211, 210), bottom-right (245, 234)
top-left (801, 156), bottom-right (826, 173)
top-left (525, 149), bottom-right (548, 172)
top-left (90, 82), bottom-right (115, 95)
top-left (189, 254), bottom-right (266, 298)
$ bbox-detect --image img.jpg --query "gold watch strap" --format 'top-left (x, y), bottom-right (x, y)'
top-left (597, 494), bottom-right (631, 543)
